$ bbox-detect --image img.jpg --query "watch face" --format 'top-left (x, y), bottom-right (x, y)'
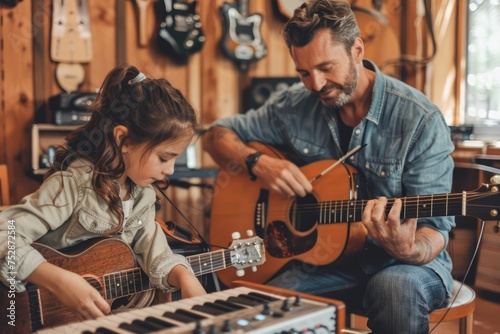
top-left (245, 152), bottom-right (263, 180)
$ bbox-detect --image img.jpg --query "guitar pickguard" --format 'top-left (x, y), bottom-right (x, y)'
top-left (265, 220), bottom-right (318, 258)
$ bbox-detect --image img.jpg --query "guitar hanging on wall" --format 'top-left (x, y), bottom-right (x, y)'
top-left (158, 0), bottom-right (206, 58)
top-left (219, 0), bottom-right (267, 71)
top-left (51, 0), bottom-right (92, 93)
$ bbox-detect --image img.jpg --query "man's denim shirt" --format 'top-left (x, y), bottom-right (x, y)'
top-left (213, 60), bottom-right (456, 297)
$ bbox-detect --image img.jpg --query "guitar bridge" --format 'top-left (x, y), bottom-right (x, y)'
top-left (254, 189), bottom-right (269, 238)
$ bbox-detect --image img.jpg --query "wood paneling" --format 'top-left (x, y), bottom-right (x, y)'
top-left (0, 0), bottom-right (458, 208)
top-left (0, 1), bottom-right (40, 202)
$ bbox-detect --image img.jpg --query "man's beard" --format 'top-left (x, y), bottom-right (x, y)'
top-left (317, 59), bottom-right (358, 108)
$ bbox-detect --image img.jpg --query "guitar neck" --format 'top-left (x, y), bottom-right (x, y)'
top-left (103, 248), bottom-right (233, 299)
top-left (239, 0), bottom-right (249, 17)
top-left (103, 267), bottom-right (151, 300)
top-left (187, 248), bottom-right (232, 276)
top-left (317, 192), bottom-right (469, 224)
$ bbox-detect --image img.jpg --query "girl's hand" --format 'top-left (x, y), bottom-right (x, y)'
top-left (28, 262), bottom-right (111, 320)
top-left (168, 264), bottom-right (207, 299)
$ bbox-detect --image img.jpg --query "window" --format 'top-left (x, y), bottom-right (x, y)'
top-left (465, 0), bottom-right (500, 132)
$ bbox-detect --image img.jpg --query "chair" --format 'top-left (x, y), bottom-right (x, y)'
top-left (346, 280), bottom-right (476, 334)
top-left (0, 164), bottom-right (10, 206)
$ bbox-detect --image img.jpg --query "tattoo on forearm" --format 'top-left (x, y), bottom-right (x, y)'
top-left (404, 230), bottom-right (440, 265)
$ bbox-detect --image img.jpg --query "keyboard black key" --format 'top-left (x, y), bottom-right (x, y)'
top-left (214, 299), bottom-right (247, 311)
top-left (93, 328), bottom-right (120, 334)
top-left (192, 304), bottom-right (226, 316)
top-left (226, 296), bottom-right (261, 306)
top-left (143, 316), bottom-right (177, 329)
top-left (248, 292), bottom-right (279, 302)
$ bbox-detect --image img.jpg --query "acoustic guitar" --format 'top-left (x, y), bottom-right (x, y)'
top-left (158, 0), bottom-right (206, 58)
top-left (209, 142), bottom-right (500, 287)
top-left (51, 0), bottom-right (92, 93)
top-left (219, 0), bottom-right (267, 71)
top-left (0, 235), bottom-right (265, 333)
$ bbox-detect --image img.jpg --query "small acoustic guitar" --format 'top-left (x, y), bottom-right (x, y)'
top-left (0, 235), bottom-right (265, 333)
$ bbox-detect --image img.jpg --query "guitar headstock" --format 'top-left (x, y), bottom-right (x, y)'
top-left (468, 182), bottom-right (500, 221)
top-left (228, 231), bottom-right (266, 276)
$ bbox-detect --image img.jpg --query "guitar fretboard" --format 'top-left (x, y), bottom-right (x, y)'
top-left (103, 249), bottom-right (234, 300)
top-left (104, 268), bottom-right (151, 300)
top-left (310, 191), bottom-right (478, 224)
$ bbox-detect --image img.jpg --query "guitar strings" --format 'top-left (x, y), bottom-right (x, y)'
top-left (216, 191), bottom-right (495, 224)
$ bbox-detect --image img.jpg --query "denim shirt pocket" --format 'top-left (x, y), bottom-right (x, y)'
top-left (78, 208), bottom-right (115, 234)
top-left (290, 136), bottom-right (326, 158)
top-left (364, 159), bottom-right (402, 195)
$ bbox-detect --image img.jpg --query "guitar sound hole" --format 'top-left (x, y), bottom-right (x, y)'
top-left (290, 194), bottom-right (318, 232)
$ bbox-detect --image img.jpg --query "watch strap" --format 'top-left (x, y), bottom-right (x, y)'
top-left (245, 151), bottom-right (263, 181)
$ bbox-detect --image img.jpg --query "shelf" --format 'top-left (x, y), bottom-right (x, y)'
top-left (32, 123), bottom-right (78, 173)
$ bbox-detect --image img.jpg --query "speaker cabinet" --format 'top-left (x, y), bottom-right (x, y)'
top-left (242, 77), bottom-right (301, 112)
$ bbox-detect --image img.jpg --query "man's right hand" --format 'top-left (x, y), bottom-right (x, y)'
top-left (253, 154), bottom-right (313, 197)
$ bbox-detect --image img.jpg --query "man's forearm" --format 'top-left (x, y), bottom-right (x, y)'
top-left (399, 227), bottom-right (445, 265)
top-left (202, 126), bottom-right (257, 168)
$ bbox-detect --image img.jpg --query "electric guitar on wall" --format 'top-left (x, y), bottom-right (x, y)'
top-left (158, 0), bottom-right (206, 58)
top-left (0, 235), bottom-right (265, 333)
top-left (219, 0), bottom-right (267, 70)
top-left (209, 142), bottom-right (500, 287)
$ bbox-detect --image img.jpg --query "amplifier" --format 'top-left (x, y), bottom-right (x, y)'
top-left (49, 92), bottom-right (97, 125)
top-left (54, 110), bottom-right (92, 125)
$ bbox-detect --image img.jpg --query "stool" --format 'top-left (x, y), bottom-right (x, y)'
top-left (344, 280), bottom-right (476, 334)
top-left (429, 280), bottom-right (476, 334)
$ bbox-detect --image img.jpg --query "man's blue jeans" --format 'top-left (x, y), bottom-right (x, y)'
top-left (266, 261), bottom-right (447, 334)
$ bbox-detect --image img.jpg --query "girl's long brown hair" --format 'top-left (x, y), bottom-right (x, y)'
top-left (46, 64), bottom-right (203, 233)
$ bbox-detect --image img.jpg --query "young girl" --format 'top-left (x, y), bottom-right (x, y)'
top-left (0, 64), bottom-right (206, 320)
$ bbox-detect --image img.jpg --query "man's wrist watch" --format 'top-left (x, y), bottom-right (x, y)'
top-left (245, 152), bottom-right (263, 181)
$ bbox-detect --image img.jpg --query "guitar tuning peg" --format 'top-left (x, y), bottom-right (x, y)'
top-left (246, 229), bottom-right (254, 237)
top-left (490, 175), bottom-right (500, 185)
top-left (231, 231), bottom-right (241, 240)
top-left (236, 269), bottom-right (245, 277)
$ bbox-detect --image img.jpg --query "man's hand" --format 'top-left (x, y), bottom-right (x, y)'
top-left (253, 154), bottom-right (313, 197)
top-left (361, 197), bottom-right (445, 265)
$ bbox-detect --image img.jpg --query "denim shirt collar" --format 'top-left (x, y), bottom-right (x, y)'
top-left (363, 59), bottom-right (385, 126)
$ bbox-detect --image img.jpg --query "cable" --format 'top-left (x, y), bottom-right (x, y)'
top-left (154, 182), bottom-right (210, 247)
top-left (429, 220), bottom-right (486, 333)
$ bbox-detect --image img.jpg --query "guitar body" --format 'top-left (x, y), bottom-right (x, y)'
top-left (0, 238), bottom-right (137, 333)
top-left (219, 2), bottom-right (267, 64)
top-left (210, 143), bottom-right (367, 287)
top-left (158, 0), bottom-right (205, 57)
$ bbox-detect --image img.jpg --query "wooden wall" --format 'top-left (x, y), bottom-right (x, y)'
top-left (0, 0), bottom-right (458, 215)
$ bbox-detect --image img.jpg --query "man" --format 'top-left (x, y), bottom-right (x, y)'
top-left (202, 0), bottom-right (455, 333)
